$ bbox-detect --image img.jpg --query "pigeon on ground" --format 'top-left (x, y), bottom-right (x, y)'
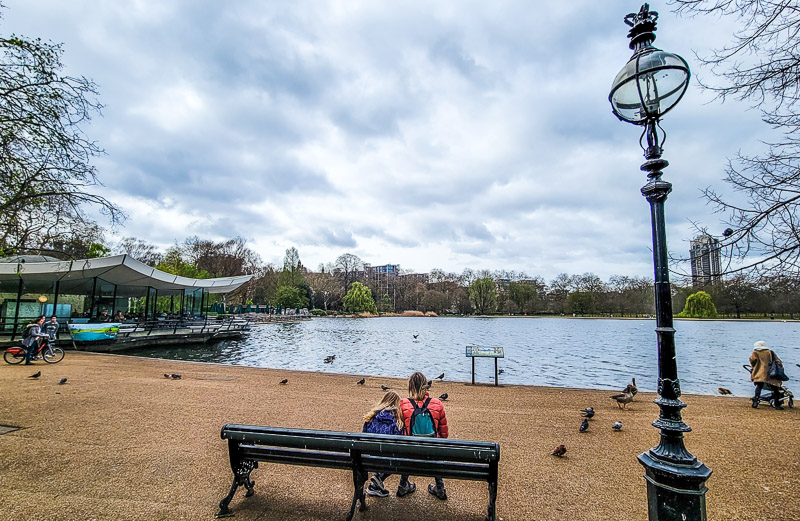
top-left (426, 380), bottom-right (433, 390)
top-left (171, 374), bottom-right (181, 379)
top-left (413, 334), bottom-right (419, 339)
top-left (580, 407), bottom-right (595, 418)
top-left (717, 387), bottom-right (732, 395)
top-left (621, 378), bottom-right (638, 398)
top-left (279, 379), bottom-right (288, 385)
top-left (612, 421), bottom-right (623, 431)
top-left (58, 377), bottom-right (67, 385)
top-left (436, 373), bottom-right (445, 380)
top-left (357, 378), bottom-right (365, 385)
top-left (579, 418), bottom-right (589, 433)
top-left (551, 444), bottom-right (567, 457)
top-left (28, 371), bottom-right (41, 379)
top-left (439, 393), bottom-right (448, 401)
top-left (163, 374), bottom-right (170, 379)
top-left (610, 391), bottom-right (634, 410)
top-left (381, 385), bottom-right (390, 391)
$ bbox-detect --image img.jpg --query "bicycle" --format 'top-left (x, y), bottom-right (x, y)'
top-left (3, 337), bottom-right (65, 365)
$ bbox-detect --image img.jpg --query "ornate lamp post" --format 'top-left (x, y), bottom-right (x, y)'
top-left (609, 5), bottom-right (712, 521)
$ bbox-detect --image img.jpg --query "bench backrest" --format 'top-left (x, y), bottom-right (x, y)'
top-left (221, 423), bottom-right (500, 481)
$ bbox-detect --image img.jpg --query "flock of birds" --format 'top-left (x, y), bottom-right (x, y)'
top-left (26, 371), bottom-right (67, 385)
top-left (551, 378), bottom-right (636, 458)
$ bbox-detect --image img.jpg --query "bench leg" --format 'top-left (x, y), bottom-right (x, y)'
top-left (216, 460), bottom-right (256, 518)
top-left (346, 468), bottom-right (368, 521)
top-left (485, 479), bottom-right (498, 521)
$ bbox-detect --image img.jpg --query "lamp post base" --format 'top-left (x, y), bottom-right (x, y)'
top-left (638, 451), bottom-right (712, 521)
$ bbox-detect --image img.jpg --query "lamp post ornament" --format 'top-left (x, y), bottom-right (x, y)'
top-left (609, 5), bottom-right (712, 521)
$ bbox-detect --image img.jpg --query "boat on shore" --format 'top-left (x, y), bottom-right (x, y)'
top-left (67, 323), bottom-right (122, 343)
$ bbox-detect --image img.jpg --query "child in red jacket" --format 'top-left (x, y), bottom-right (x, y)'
top-left (397, 371), bottom-right (449, 500)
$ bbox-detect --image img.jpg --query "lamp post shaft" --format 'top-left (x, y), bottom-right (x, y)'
top-left (638, 120), bottom-right (711, 521)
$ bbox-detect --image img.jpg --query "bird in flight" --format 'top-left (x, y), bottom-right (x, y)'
top-left (413, 334), bottom-right (419, 339)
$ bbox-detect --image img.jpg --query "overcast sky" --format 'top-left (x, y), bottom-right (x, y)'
top-left (3, 1), bottom-right (769, 280)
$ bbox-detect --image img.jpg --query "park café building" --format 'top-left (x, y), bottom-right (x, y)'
top-left (0, 254), bottom-right (252, 342)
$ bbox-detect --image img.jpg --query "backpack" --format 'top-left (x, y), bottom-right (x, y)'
top-left (408, 398), bottom-right (436, 437)
top-left (22, 325), bottom-right (33, 340)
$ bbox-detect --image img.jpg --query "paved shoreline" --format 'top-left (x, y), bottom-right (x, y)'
top-left (0, 353), bottom-right (797, 521)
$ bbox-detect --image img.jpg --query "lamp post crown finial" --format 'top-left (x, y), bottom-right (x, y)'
top-left (624, 3), bottom-right (659, 51)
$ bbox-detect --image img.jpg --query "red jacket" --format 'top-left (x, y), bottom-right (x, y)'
top-left (400, 394), bottom-right (448, 438)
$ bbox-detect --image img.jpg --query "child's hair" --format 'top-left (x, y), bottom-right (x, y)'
top-left (408, 371), bottom-right (428, 401)
top-left (364, 390), bottom-right (403, 430)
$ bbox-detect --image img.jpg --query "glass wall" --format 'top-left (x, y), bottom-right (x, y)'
top-left (93, 278), bottom-right (116, 320)
top-left (0, 278), bottom-right (22, 332)
top-left (184, 288), bottom-right (204, 317)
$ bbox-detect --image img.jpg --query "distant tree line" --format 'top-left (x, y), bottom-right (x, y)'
top-left (33, 235), bottom-right (796, 318)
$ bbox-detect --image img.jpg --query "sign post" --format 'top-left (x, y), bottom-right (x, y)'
top-left (465, 346), bottom-right (504, 386)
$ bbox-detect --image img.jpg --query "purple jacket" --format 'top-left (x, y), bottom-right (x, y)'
top-left (362, 409), bottom-right (403, 435)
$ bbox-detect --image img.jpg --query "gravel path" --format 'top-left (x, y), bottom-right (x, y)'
top-left (0, 352), bottom-right (797, 521)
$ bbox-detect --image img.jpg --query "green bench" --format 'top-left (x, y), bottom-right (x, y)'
top-left (216, 423), bottom-right (500, 520)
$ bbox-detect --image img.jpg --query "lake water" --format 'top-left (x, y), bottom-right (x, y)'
top-left (127, 317), bottom-right (800, 396)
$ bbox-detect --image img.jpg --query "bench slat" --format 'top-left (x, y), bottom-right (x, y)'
top-left (239, 446), bottom-right (353, 470)
top-left (223, 427), bottom-right (498, 463)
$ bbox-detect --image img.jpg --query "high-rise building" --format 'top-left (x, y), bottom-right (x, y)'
top-left (689, 234), bottom-right (721, 285)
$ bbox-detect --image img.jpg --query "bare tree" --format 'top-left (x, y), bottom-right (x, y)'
top-left (115, 237), bottom-right (163, 266)
top-left (673, 1), bottom-right (800, 277)
top-left (333, 253), bottom-right (364, 290)
top-left (0, 5), bottom-right (123, 254)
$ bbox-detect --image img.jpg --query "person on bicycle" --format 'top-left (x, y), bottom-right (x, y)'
top-left (23, 315), bottom-right (49, 365)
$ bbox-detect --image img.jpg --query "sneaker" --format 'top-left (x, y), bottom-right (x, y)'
top-left (370, 475), bottom-right (385, 491)
top-left (366, 483), bottom-right (389, 497)
top-left (396, 481), bottom-right (416, 497)
top-left (428, 483), bottom-right (447, 500)
top-left (751, 398), bottom-right (759, 409)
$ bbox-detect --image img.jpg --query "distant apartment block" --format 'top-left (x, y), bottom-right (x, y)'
top-left (689, 234), bottom-right (721, 285)
top-left (364, 264), bottom-right (400, 296)
top-left (364, 264), bottom-right (399, 277)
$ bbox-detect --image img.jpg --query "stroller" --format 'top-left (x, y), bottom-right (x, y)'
top-left (744, 365), bottom-right (794, 409)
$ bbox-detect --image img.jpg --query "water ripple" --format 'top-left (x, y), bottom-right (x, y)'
top-left (126, 317), bottom-right (800, 396)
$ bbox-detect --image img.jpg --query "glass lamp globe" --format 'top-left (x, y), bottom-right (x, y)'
top-left (610, 48), bottom-right (690, 124)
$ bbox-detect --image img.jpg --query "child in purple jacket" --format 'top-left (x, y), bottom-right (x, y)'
top-left (362, 390), bottom-right (404, 497)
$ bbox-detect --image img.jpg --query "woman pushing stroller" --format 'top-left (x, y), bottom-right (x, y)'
top-left (750, 340), bottom-right (789, 409)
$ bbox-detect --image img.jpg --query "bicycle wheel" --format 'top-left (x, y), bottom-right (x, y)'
top-left (3, 349), bottom-right (25, 364)
top-left (43, 347), bottom-right (64, 364)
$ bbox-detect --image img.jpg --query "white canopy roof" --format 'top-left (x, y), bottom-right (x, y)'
top-left (0, 255), bottom-right (251, 294)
